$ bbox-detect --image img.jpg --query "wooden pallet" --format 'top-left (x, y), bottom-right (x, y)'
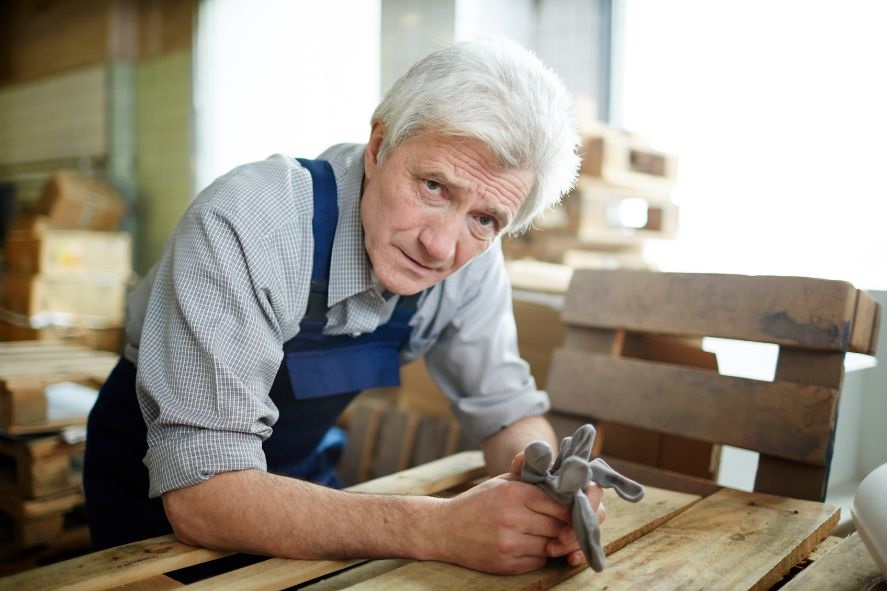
top-left (0, 451), bottom-right (851, 591)
top-left (337, 396), bottom-right (473, 487)
top-left (580, 127), bottom-right (678, 192)
top-left (0, 341), bottom-right (117, 433)
top-left (0, 487), bottom-right (86, 550)
top-left (0, 432), bottom-right (84, 499)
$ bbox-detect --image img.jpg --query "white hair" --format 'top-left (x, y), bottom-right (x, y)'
top-left (371, 37), bottom-right (580, 235)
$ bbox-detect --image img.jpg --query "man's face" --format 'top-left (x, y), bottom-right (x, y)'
top-left (361, 125), bottom-right (533, 295)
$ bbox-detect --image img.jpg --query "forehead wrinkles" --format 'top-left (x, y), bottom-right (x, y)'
top-left (444, 141), bottom-right (531, 218)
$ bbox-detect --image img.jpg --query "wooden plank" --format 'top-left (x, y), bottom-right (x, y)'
top-left (754, 347), bottom-right (845, 501)
top-left (754, 458), bottom-right (829, 502)
top-left (850, 289), bottom-right (881, 356)
top-left (183, 558), bottom-right (364, 591)
top-left (550, 488), bottom-right (839, 591)
top-left (409, 415), bottom-right (455, 467)
top-left (369, 407), bottom-right (419, 479)
top-left (107, 575), bottom-right (185, 590)
top-left (299, 559), bottom-right (411, 590)
top-left (337, 400), bottom-right (385, 486)
top-left (347, 451), bottom-right (486, 496)
top-left (0, 536), bottom-right (230, 591)
top-left (782, 532), bottom-right (884, 590)
top-left (548, 349), bottom-right (837, 464)
top-left (563, 270), bottom-right (860, 352)
top-left (341, 485), bottom-right (700, 590)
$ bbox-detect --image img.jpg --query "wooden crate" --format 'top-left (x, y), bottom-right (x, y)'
top-left (0, 488), bottom-right (86, 550)
top-left (580, 127), bottom-right (678, 191)
top-left (337, 396), bottom-right (473, 487)
top-left (0, 341), bottom-right (117, 433)
top-left (0, 433), bottom-right (84, 499)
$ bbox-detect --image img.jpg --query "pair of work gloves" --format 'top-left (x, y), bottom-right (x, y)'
top-left (519, 424), bottom-right (645, 572)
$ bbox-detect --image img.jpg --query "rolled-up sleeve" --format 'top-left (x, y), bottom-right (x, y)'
top-left (136, 162), bottom-right (311, 498)
top-left (423, 246), bottom-right (551, 442)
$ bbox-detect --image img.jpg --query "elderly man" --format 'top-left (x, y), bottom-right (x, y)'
top-left (84, 38), bottom-right (603, 575)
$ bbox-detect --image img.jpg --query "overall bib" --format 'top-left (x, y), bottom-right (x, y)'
top-left (83, 158), bottom-right (419, 549)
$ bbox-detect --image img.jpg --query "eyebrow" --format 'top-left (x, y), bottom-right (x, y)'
top-left (423, 169), bottom-right (514, 228)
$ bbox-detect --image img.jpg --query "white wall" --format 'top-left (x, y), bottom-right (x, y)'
top-left (195, 0), bottom-right (381, 192)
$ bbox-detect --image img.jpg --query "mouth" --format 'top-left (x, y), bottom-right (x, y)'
top-left (399, 248), bottom-right (436, 274)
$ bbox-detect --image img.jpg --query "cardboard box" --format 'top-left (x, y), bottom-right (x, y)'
top-left (6, 219), bottom-right (132, 277)
top-left (1, 273), bottom-right (127, 327)
top-left (35, 171), bottom-right (125, 231)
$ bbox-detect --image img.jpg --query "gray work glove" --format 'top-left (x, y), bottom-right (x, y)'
top-left (520, 424), bottom-right (645, 572)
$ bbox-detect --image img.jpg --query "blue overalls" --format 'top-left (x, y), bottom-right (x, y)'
top-left (83, 159), bottom-right (419, 550)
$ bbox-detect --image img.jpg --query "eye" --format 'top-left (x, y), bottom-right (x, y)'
top-left (478, 215), bottom-right (496, 228)
top-left (424, 179), bottom-right (442, 192)
top-left (475, 215), bottom-right (500, 236)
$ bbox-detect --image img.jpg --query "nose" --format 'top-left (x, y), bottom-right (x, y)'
top-left (417, 214), bottom-right (462, 267)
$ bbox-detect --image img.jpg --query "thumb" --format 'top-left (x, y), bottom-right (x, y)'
top-left (510, 451), bottom-right (525, 474)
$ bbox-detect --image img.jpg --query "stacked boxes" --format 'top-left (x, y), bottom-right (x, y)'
top-left (504, 123), bottom-right (678, 271)
top-left (0, 171), bottom-right (131, 353)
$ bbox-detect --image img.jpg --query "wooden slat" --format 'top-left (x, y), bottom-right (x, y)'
top-left (754, 347), bottom-right (845, 501)
top-left (0, 537), bottom-right (230, 591)
top-left (299, 559), bottom-right (411, 590)
top-left (548, 349), bottom-right (838, 464)
top-left (183, 558), bottom-right (364, 591)
top-left (754, 458), bottom-right (829, 502)
top-left (347, 451), bottom-right (486, 496)
top-left (409, 415), bottom-right (455, 467)
top-left (550, 488), bottom-right (839, 591)
top-left (563, 270), bottom-right (862, 352)
top-left (341, 485), bottom-right (701, 590)
top-left (781, 531), bottom-right (884, 590)
top-left (850, 290), bottom-right (881, 355)
top-left (369, 408), bottom-right (419, 479)
top-left (336, 401), bottom-right (385, 486)
top-left (107, 575), bottom-right (185, 590)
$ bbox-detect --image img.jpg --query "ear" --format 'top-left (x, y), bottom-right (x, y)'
top-left (364, 121), bottom-right (385, 180)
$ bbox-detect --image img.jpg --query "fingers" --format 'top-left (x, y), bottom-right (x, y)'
top-left (596, 499), bottom-right (606, 525)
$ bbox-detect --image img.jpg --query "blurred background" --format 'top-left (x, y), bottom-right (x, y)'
top-left (0, 0), bottom-right (884, 570)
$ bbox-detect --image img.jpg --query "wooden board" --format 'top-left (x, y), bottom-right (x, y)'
top-left (781, 532), bottom-right (885, 590)
top-left (563, 270), bottom-right (865, 352)
top-left (549, 488), bottom-right (839, 591)
top-left (338, 486), bottom-right (701, 590)
top-left (547, 349), bottom-right (837, 464)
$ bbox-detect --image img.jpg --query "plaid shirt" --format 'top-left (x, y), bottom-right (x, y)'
top-left (124, 143), bottom-right (549, 498)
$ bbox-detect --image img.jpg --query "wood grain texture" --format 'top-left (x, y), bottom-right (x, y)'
top-left (563, 270), bottom-right (863, 352)
top-left (347, 451), bottom-right (486, 496)
top-left (340, 486), bottom-right (700, 591)
top-left (850, 290), bottom-right (881, 355)
top-left (781, 532), bottom-right (885, 590)
top-left (548, 349), bottom-right (838, 464)
top-left (182, 558), bottom-right (364, 591)
top-left (0, 537), bottom-right (229, 591)
top-left (550, 488), bottom-right (839, 591)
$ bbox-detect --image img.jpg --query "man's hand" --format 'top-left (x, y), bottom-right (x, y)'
top-left (509, 450), bottom-right (607, 568)
top-left (432, 474), bottom-right (572, 574)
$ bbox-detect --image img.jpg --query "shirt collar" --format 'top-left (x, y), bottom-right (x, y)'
top-left (317, 143), bottom-right (376, 308)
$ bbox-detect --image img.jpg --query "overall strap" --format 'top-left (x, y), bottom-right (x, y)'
top-left (295, 158), bottom-right (338, 323)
